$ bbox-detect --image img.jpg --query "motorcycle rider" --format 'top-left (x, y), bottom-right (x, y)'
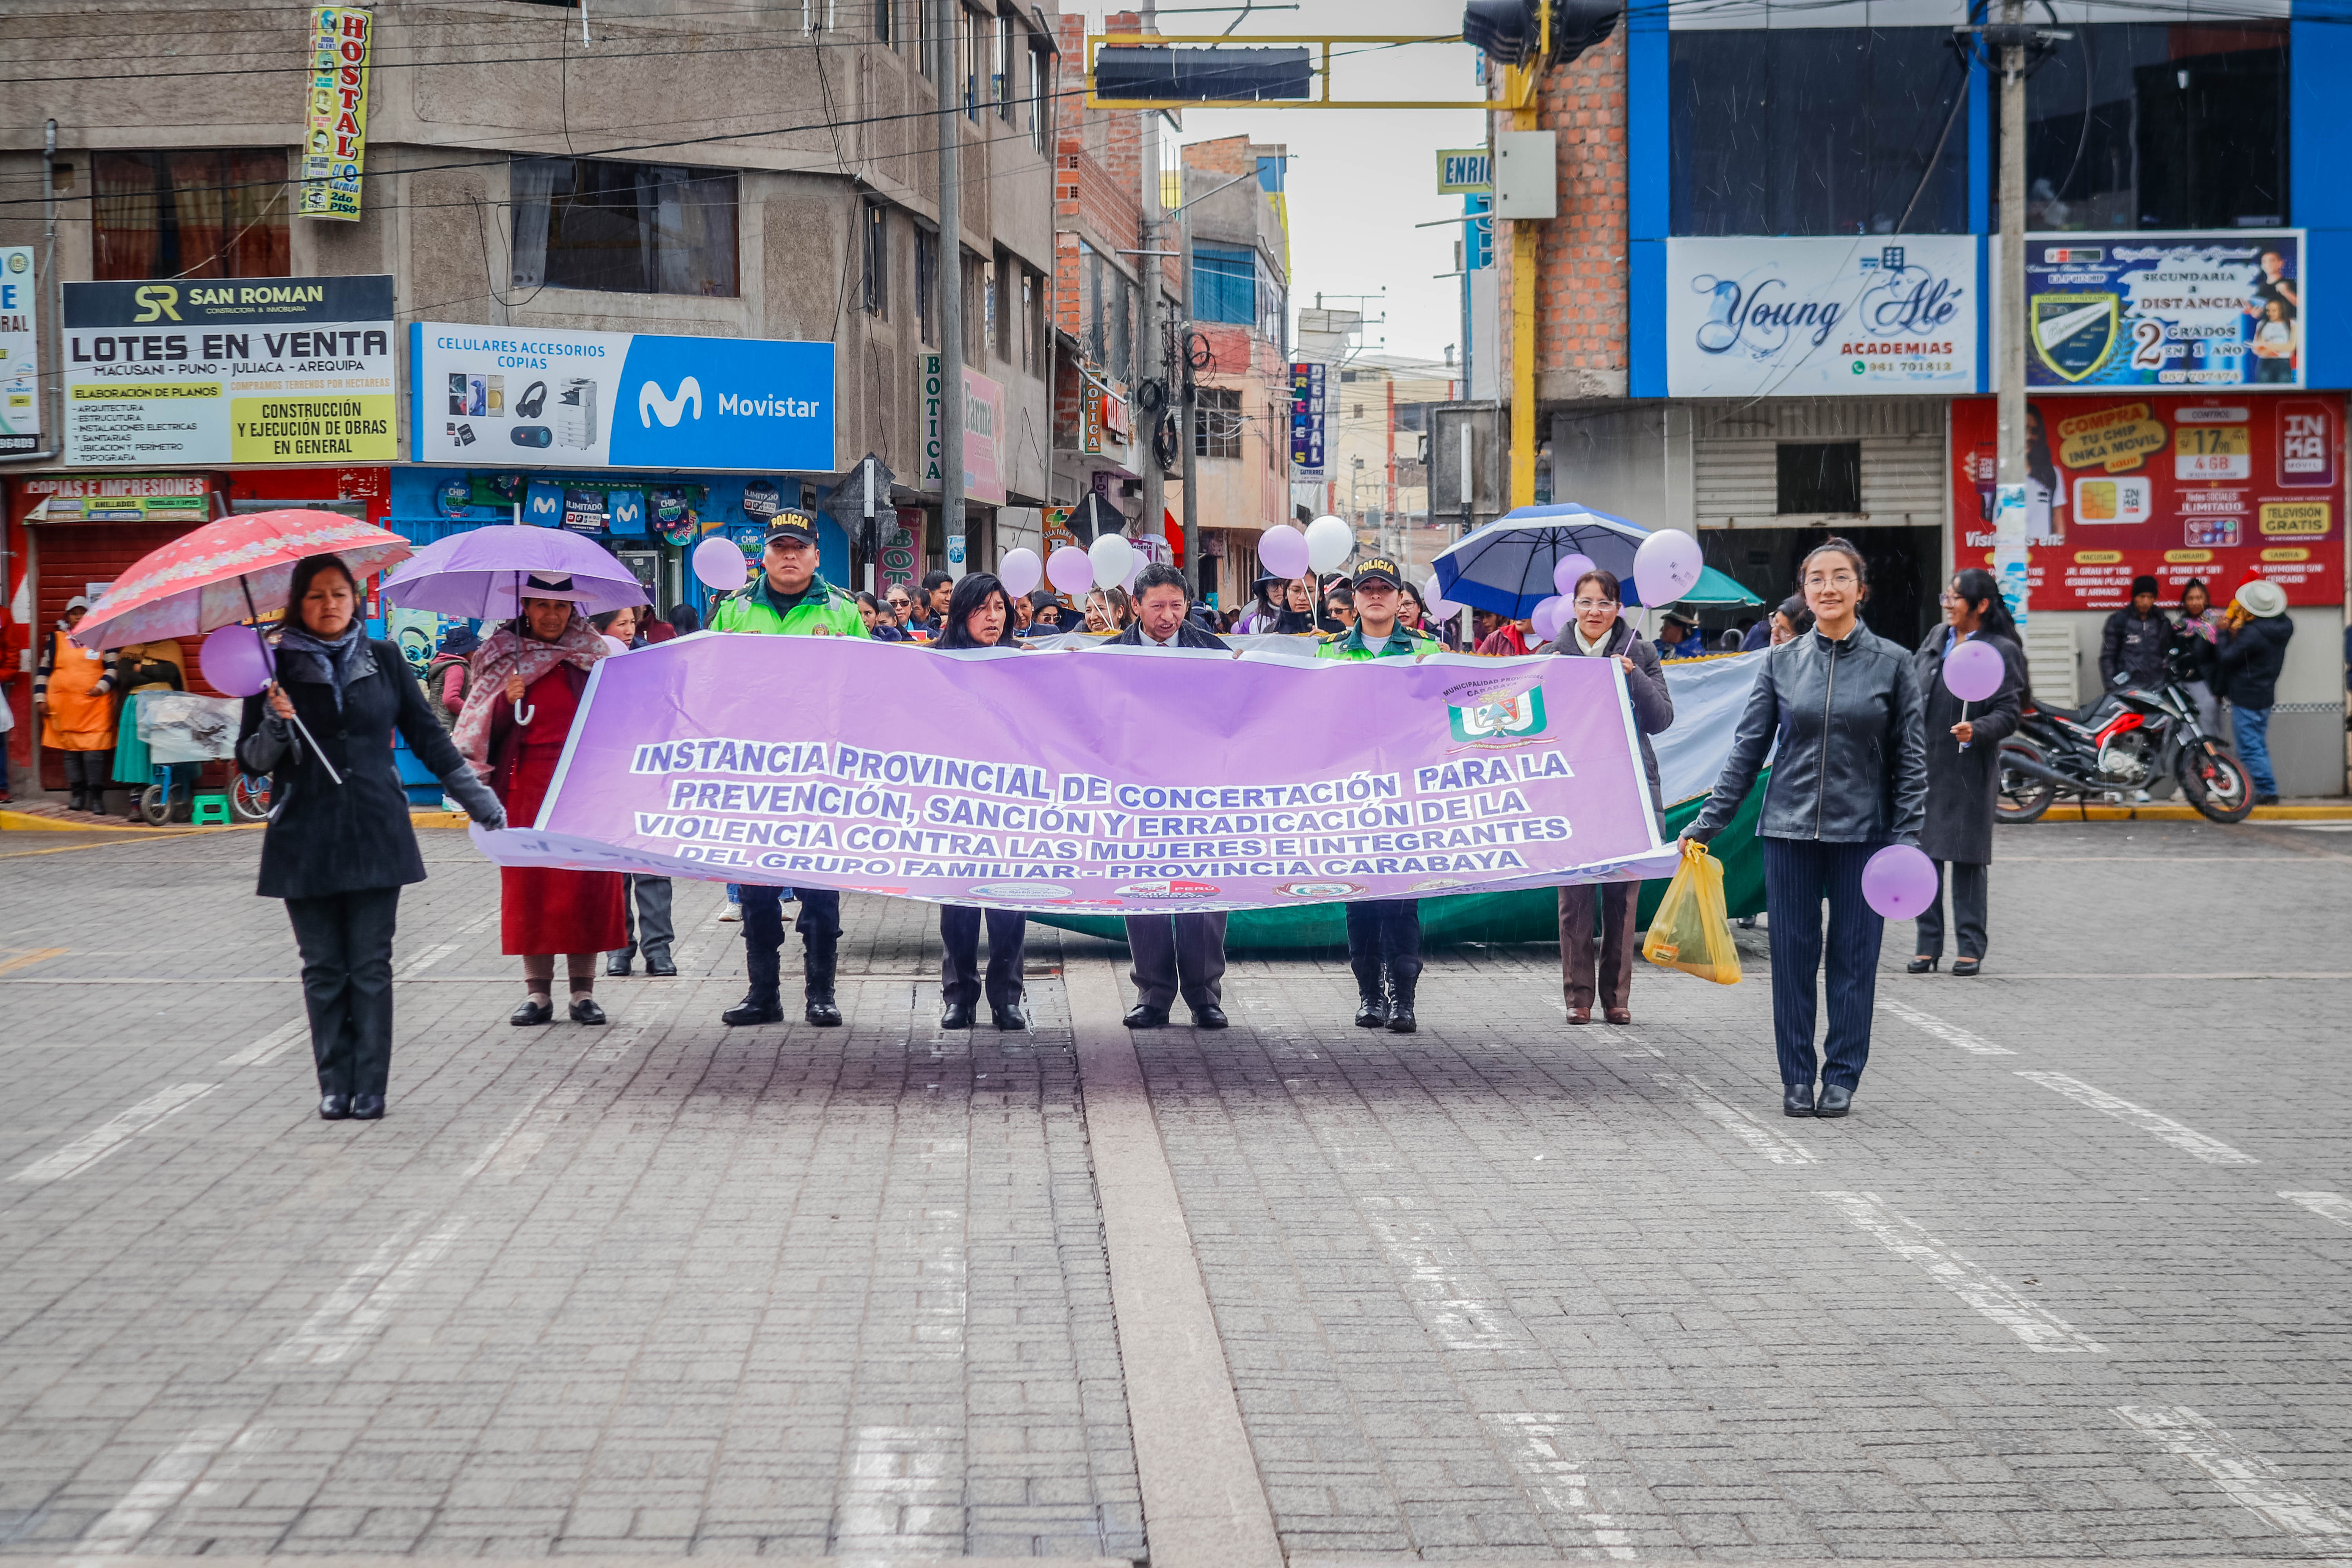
top-left (2099, 575), bottom-right (2169, 690)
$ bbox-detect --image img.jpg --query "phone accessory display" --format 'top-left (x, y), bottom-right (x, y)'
top-left (555, 378), bottom-right (598, 449)
top-left (510, 426), bottom-right (553, 448)
top-left (515, 380), bottom-right (548, 418)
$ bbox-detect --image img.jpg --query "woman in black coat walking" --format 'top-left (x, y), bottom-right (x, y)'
top-left (931, 572), bottom-right (1030, 1031)
top-left (1907, 568), bottom-right (2027, 976)
top-left (236, 554), bottom-right (507, 1121)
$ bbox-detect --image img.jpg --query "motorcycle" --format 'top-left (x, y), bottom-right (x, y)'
top-left (1997, 644), bottom-right (2254, 825)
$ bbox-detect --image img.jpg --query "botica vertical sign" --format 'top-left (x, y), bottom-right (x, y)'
top-left (1663, 236), bottom-right (1979, 398)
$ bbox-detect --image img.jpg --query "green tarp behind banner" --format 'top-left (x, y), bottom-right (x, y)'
top-left (1028, 773), bottom-right (1768, 950)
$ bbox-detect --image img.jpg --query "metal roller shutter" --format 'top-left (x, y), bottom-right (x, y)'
top-left (1693, 398), bottom-right (1949, 529)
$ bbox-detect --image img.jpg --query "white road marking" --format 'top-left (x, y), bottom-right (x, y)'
top-left (2014, 1071), bottom-right (2258, 1165)
top-left (1665, 1074), bottom-right (1814, 1165)
top-left (394, 940), bottom-right (460, 979)
top-left (2279, 1191), bottom-right (2352, 1229)
top-left (1363, 1196), bottom-right (1518, 1350)
top-left (1878, 995), bottom-right (2014, 1056)
top-left (220, 1018), bottom-right (308, 1068)
top-left (266, 1214), bottom-right (468, 1365)
top-left (1818, 1191), bottom-right (2105, 1352)
top-left (1484, 1415), bottom-right (1637, 1559)
top-left (2116, 1405), bottom-right (2352, 1541)
top-left (65, 1421), bottom-right (276, 1558)
top-left (831, 1425), bottom-right (964, 1552)
top-left (10, 1083), bottom-right (218, 1185)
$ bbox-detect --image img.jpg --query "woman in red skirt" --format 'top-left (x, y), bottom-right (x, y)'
top-left (455, 576), bottom-right (626, 1025)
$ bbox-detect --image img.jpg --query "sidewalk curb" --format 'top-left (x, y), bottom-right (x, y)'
top-left (2014, 803), bottom-right (2352, 823)
top-left (2, 808), bottom-right (477, 833)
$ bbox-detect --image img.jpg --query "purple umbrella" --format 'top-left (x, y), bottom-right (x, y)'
top-left (381, 525), bottom-right (648, 619)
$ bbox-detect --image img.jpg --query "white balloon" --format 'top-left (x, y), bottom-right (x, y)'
top-left (1257, 524), bottom-right (1310, 581)
top-left (692, 534), bottom-right (749, 591)
top-left (1088, 532), bottom-right (1135, 590)
top-left (1046, 544), bottom-right (1094, 598)
top-left (1633, 528), bottom-right (1704, 606)
top-left (602, 634), bottom-right (630, 657)
top-left (1421, 573), bottom-right (1460, 621)
top-left (997, 546), bottom-right (1044, 598)
top-left (1304, 514), bottom-right (1354, 573)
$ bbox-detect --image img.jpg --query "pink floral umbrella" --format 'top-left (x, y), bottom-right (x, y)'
top-left (70, 508), bottom-right (413, 651)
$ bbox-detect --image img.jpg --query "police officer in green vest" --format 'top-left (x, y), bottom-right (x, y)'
top-left (1316, 555), bottom-right (1438, 1031)
top-left (711, 509), bottom-right (866, 1026)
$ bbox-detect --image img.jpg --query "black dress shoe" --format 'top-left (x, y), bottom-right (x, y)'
top-left (569, 996), bottom-right (608, 1025)
top-left (1952, 958), bottom-right (1982, 977)
top-left (1123, 1003), bottom-right (1169, 1029)
top-left (1817, 1083), bottom-right (1853, 1117)
top-left (940, 1001), bottom-right (975, 1030)
top-left (804, 994), bottom-right (843, 1027)
top-left (993, 1002), bottom-right (1029, 1031)
top-left (1191, 1004), bottom-right (1228, 1029)
top-left (605, 952), bottom-right (632, 977)
top-left (510, 997), bottom-right (554, 1026)
top-left (645, 956), bottom-right (677, 977)
top-left (319, 1093), bottom-right (352, 1120)
top-left (1354, 995), bottom-right (1389, 1028)
top-left (722, 995), bottom-right (784, 1026)
top-left (1906, 956), bottom-right (1939, 974)
top-left (350, 1094), bottom-right (385, 1120)
top-left (1784, 1082), bottom-right (1816, 1117)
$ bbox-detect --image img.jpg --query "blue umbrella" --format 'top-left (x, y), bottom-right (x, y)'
top-left (1431, 503), bottom-right (1761, 615)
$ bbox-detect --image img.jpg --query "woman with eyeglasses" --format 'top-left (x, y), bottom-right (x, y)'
top-left (1908, 568), bottom-right (2027, 977)
top-left (929, 572), bottom-right (1030, 1030)
top-left (1682, 538), bottom-right (1927, 1120)
top-left (1551, 569), bottom-right (1673, 1025)
top-left (869, 587), bottom-right (915, 642)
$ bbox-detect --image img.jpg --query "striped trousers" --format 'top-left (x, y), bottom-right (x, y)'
top-left (1760, 837), bottom-right (1886, 1092)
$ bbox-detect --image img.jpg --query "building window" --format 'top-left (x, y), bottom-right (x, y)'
top-left (996, 15), bottom-right (1016, 119)
top-left (92, 150), bottom-right (289, 281)
top-left (1670, 29), bottom-right (1969, 236)
top-left (916, 226), bottom-right (938, 346)
top-left (1030, 42), bottom-right (1053, 152)
top-left (862, 201), bottom-right (888, 317)
top-left (964, 253), bottom-right (987, 365)
top-left (877, 0), bottom-right (891, 44)
top-left (1022, 268), bottom-right (1042, 374)
top-left (2016, 23), bottom-right (2288, 230)
top-left (1192, 243), bottom-right (1255, 325)
top-left (1196, 386), bottom-right (1243, 459)
top-left (1777, 442), bottom-right (1861, 514)
top-left (511, 156), bottom-right (738, 295)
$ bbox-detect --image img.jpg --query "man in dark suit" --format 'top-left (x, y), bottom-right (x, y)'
top-left (1108, 562), bottom-right (1231, 1027)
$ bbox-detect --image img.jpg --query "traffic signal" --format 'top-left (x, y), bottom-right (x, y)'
top-left (1461, 0), bottom-right (1621, 67)
top-left (1091, 45), bottom-right (1313, 102)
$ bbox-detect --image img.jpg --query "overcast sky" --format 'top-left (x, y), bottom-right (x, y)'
top-left (1068, 1), bottom-right (1489, 366)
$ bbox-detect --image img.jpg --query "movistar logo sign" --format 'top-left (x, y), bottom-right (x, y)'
top-left (639, 376), bottom-right (702, 427)
top-left (717, 392), bottom-right (824, 419)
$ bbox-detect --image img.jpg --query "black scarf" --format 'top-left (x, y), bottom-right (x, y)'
top-left (275, 621), bottom-right (369, 708)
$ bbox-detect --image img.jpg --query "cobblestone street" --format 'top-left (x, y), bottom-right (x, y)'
top-left (2, 820), bottom-right (2350, 1565)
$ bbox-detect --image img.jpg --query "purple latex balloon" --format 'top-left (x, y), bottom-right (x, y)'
top-left (1552, 552), bottom-right (1599, 597)
top-left (1046, 544), bottom-right (1094, 598)
top-left (199, 624), bottom-right (272, 698)
top-left (1633, 528), bottom-right (1703, 605)
top-left (1861, 844), bottom-right (1939, 921)
top-left (1257, 524), bottom-right (1310, 581)
top-left (692, 534), bottom-right (748, 592)
top-left (1528, 595), bottom-right (1568, 645)
top-left (998, 546), bottom-right (1044, 598)
top-left (1943, 637), bottom-right (2005, 703)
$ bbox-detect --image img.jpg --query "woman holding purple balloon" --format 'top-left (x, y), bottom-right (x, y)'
top-left (1681, 539), bottom-right (1928, 1120)
top-left (1907, 569), bottom-right (2027, 977)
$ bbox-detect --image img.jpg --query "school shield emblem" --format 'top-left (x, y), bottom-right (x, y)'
top-left (2032, 291), bottom-right (2121, 383)
top-left (1448, 688), bottom-right (1547, 740)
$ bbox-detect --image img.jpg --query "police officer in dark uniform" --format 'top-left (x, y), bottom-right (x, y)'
top-left (1316, 555), bottom-right (1439, 1031)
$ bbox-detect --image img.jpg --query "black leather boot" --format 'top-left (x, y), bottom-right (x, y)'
top-left (722, 939), bottom-right (784, 1025)
top-left (1385, 965), bottom-right (1419, 1034)
top-left (1352, 958), bottom-right (1388, 1028)
top-left (803, 938), bottom-right (843, 1027)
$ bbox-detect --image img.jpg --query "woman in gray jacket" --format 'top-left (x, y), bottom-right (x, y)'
top-left (1553, 568), bottom-right (1672, 1024)
top-left (1684, 540), bottom-right (1928, 1119)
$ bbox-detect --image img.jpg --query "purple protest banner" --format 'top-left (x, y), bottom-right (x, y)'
top-left (470, 636), bottom-right (1678, 913)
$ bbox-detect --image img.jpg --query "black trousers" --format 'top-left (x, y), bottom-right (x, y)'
top-left (1345, 899), bottom-right (1423, 980)
top-left (1916, 860), bottom-right (1989, 961)
top-left (740, 884), bottom-right (841, 1003)
top-left (285, 887), bottom-right (401, 1098)
top-left (1124, 912), bottom-right (1228, 1011)
top-left (940, 906), bottom-right (1027, 1009)
top-left (61, 749), bottom-right (113, 801)
top-left (1760, 838), bottom-right (1883, 1092)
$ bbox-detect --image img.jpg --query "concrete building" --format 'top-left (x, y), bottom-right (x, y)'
top-left (1320, 355), bottom-right (1459, 585)
top-left (1482, 0), bottom-right (2349, 794)
top-left (0, 1), bottom-right (1065, 799)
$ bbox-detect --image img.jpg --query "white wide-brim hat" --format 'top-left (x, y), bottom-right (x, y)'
top-left (2235, 579), bottom-right (2288, 619)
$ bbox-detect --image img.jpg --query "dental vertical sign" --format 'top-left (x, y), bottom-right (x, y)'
top-left (298, 6), bottom-right (372, 220)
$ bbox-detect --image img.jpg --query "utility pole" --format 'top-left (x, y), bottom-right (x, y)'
top-left (1991, 0), bottom-right (2031, 626)
top-left (1504, 5), bottom-right (1549, 509)
top-left (1179, 319), bottom-right (1202, 600)
top-left (936, 0), bottom-right (966, 577)
top-left (1136, 3), bottom-right (1168, 566)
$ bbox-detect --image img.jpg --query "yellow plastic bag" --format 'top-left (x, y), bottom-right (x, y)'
top-left (1641, 839), bottom-right (1742, 984)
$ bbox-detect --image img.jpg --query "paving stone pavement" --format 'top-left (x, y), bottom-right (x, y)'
top-left (2, 820), bottom-right (2350, 1563)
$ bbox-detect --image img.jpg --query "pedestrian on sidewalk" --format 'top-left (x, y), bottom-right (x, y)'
top-left (1271, 575), bottom-right (1318, 635)
top-left (423, 624), bottom-right (479, 730)
top-left (2100, 575), bottom-right (2171, 690)
top-left (1682, 538), bottom-right (1928, 1120)
top-left (607, 871), bottom-right (677, 978)
top-left (237, 554), bottom-right (506, 1122)
top-left (34, 595), bottom-right (119, 813)
top-left (708, 509), bottom-right (866, 1026)
top-left (1908, 568), bottom-right (2026, 977)
top-left (1318, 557), bottom-right (1442, 1032)
top-left (2218, 579), bottom-right (2294, 804)
top-left (2169, 578), bottom-right (2225, 734)
top-left (1551, 569), bottom-right (1673, 1025)
top-left (932, 571), bottom-right (1030, 1030)
top-left (457, 576), bottom-right (626, 1028)
top-left (1115, 563), bottom-right (1234, 1030)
